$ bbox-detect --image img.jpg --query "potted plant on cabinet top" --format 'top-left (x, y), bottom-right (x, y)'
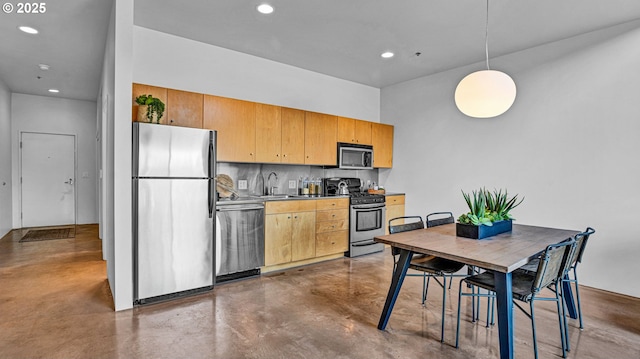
top-left (456, 188), bottom-right (524, 239)
top-left (135, 94), bottom-right (165, 124)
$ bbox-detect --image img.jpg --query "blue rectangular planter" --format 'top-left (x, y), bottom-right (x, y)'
top-left (456, 220), bottom-right (513, 239)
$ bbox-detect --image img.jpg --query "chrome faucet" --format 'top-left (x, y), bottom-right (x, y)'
top-left (267, 171), bottom-right (278, 195)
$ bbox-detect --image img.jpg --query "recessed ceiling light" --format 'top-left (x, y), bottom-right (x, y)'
top-left (381, 52), bottom-right (394, 59)
top-left (18, 26), bottom-right (38, 34)
top-left (257, 4), bottom-right (274, 14)
top-left (39, 64), bottom-right (50, 71)
top-left (48, 89), bottom-right (59, 93)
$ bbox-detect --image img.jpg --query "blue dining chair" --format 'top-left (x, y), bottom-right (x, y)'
top-left (455, 238), bottom-right (577, 359)
top-left (518, 227), bottom-right (595, 330)
top-left (389, 212), bottom-right (466, 343)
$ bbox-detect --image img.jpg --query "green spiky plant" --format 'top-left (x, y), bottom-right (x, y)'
top-left (458, 188), bottom-right (524, 226)
top-left (458, 189), bottom-right (493, 226)
top-left (484, 188), bottom-right (524, 222)
top-left (135, 94), bottom-right (165, 123)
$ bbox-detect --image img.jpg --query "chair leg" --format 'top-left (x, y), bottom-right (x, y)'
top-left (530, 300), bottom-right (539, 359)
top-left (485, 291), bottom-right (492, 327)
top-left (474, 288), bottom-right (482, 322)
top-left (573, 267), bottom-right (584, 330)
top-left (490, 294), bottom-right (495, 326)
top-left (455, 280), bottom-right (464, 348)
top-left (440, 275), bottom-right (447, 343)
top-left (471, 286), bottom-right (477, 323)
top-left (555, 282), bottom-right (568, 358)
top-left (422, 275), bottom-right (431, 305)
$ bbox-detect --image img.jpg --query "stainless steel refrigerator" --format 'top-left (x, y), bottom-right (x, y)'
top-left (132, 122), bottom-right (216, 304)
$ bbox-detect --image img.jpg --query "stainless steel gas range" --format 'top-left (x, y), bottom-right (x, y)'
top-left (324, 178), bottom-right (386, 257)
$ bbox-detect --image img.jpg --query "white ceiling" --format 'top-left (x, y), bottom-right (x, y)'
top-left (2, 0), bottom-right (640, 101)
top-left (0, 0), bottom-right (113, 101)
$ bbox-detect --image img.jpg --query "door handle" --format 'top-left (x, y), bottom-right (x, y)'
top-left (64, 178), bottom-right (73, 185)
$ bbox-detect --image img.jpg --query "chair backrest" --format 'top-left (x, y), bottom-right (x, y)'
top-left (573, 227), bottom-right (595, 265)
top-left (425, 212), bottom-right (454, 228)
top-left (531, 239), bottom-right (576, 293)
top-left (389, 216), bottom-right (424, 256)
top-left (389, 216), bottom-right (424, 234)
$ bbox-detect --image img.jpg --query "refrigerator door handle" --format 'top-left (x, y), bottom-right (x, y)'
top-left (208, 178), bottom-right (214, 218)
top-left (208, 132), bottom-right (215, 219)
top-left (208, 137), bottom-right (213, 178)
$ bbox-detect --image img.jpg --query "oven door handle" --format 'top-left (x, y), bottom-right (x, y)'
top-left (352, 240), bottom-right (379, 247)
top-left (351, 204), bottom-right (386, 210)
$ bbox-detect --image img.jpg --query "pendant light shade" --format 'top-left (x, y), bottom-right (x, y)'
top-left (455, 0), bottom-right (516, 118)
top-left (455, 70), bottom-right (516, 118)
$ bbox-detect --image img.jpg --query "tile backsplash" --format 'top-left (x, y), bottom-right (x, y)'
top-left (217, 162), bottom-right (379, 196)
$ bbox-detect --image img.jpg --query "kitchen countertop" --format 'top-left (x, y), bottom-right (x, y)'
top-left (216, 194), bottom-right (349, 206)
top-left (216, 192), bottom-right (404, 206)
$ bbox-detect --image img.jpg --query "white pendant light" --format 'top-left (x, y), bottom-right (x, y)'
top-left (455, 0), bottom-right (516, 118)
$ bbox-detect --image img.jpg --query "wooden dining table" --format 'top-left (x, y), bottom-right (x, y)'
top-left (374, 223), bottom-right (580, 359)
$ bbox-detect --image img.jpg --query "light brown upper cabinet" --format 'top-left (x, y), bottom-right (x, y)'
top-left (337, 117), bottom-right (372, 145)
top-left (255, 104), bottom-right (282, 163)
top-left (255, 106), bottom-right (306, 164)
top-left (166, 89), bottom-right (203, 128)
top-left (304, 112), bottom-right (338, 166)
top-left (203, 95), bottom-right (256, 162)
top-left (371, 123), bottom-right (394, 168)
top-left (132, 83), bottom-right (167, 123)
top-left (280, 107), bottom-right (306, 164)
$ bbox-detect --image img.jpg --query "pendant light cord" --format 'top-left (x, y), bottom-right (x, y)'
top-left (485, 0), bottom-right (490, 70)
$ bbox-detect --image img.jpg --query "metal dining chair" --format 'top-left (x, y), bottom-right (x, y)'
top-left (389, 215), bottom-right (425, 273)
top-left (389, 212), bottom-right (466, 343)
top-left (455, 237), bottom-right (577, 359)
top-left (563, 227), bottom-right (595, 330)
top-left (518, 227), bottom-right (595, 330)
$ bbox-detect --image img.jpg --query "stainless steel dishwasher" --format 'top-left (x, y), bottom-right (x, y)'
top-left (215, 201), bottom-right (265, 282)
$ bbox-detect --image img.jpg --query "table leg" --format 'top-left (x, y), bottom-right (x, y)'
top-left (377, 249), bottom-right (412, 330)
top-left (562, 274), bottom-right (578, 319)
top-left (494, 271), bottom-right (514, 359)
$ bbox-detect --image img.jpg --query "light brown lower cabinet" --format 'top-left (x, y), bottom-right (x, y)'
top-left (264, 200), bottom-right (316, 266)
top-left (384, 194), bottom-right (406, 235)
top-left (291, 211), bottom-right (317, 262)
top-left (264, 198), bottom-right (349, 269)
top-left (316, 231), bottom-right (348, 257)
top-left (315, 198), bottom-right (349, 256)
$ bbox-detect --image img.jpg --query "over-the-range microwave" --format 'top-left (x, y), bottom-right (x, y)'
top-left (337, 142), bottom-right (373, 170)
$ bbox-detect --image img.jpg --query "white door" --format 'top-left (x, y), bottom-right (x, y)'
top-left (21, 132), bottom-right (76, 228)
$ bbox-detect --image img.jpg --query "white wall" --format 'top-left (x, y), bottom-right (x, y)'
top-left (10, 94), bottom-right (98, 227)
top-left (99, 0), bottom-right (134, 311)
top-left (381, 22), bottom-right (640, 298)
top-left (0, 78), bottom-right (11, 238)
top-left (132, 26), bottom-right (380, 122)
top-left (100, 0), bottom-right (116, 306)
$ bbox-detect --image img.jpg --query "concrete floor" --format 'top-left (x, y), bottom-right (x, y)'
top-left (1, 224), bottom-right (639, 359)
